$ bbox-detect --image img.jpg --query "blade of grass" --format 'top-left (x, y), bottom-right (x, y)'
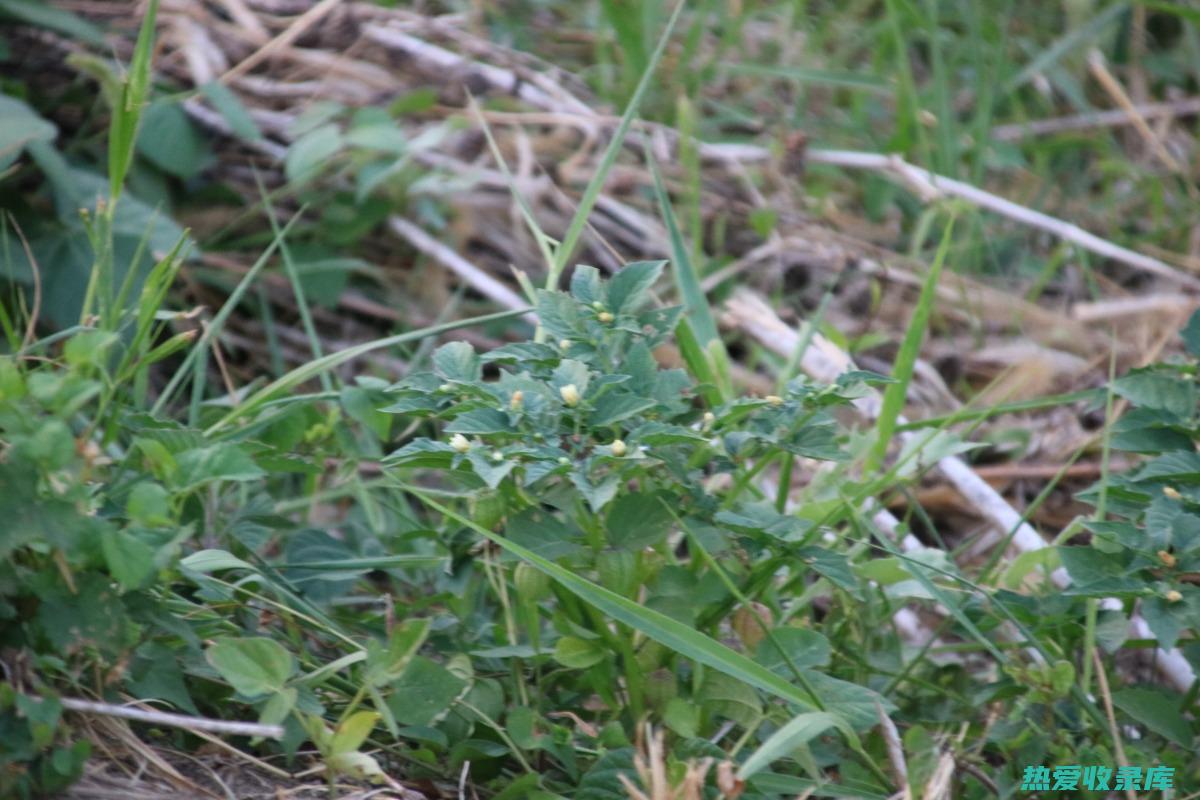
top-left (1005, 1), bottom-right (1128, 93)
top-left (550, 0), bottom-right (687, 286)
top-left (645, 142), bottom-right (719, 347)
top-left (468, 97), bottom-right (557, 276)
top-left (865, 214), bottom-right (956, 473)
top-left (255, 172), bottom-right (332, 393)
top-left (108, 0), bottom-right (159, 202)
top-left (203, 307), bottom-right (526, 436)
top-left (151, 210), bottom-right (304, 416)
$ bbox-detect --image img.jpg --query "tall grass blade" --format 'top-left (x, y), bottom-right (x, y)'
top-left (109, 0), bottom-right (160, 202)
top-left (866, 215), bottom-right (955, 472)
top-left (551, 0), bottom-right (687, 285)
top-left (204, 308), bottom-right (525, 436)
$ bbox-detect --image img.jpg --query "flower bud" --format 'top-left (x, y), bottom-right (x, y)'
top-left (450, 433), bottom-right (470, 453)
top-left (1166, 589), bottom-right (1183, 603)
top-left (765, 395), bottom-right (784, 406)
top-left (557, 456), bottom-right (570, 465)
top-left (491, 450), bottom-right (504, 462)
top-left (1159, 550), bottom-right (1177, 568)
top-left (592, 301), bottom-right (605, 311)
top-left (510, 390), bottom-right (524, 411)
top-left (559, 339), bottom-right (572, 350)
top-left (438, 382), bottom-right (453, 392)
top-left (1164, 486), bottom-right (1182, 500)
top-left (702, 411), bottom-right (716, 430)
top-left (598, 311), bottom-right (614, 324)
top-left (610, 439), bottom-right (627, 457)
top-left (560, 383), bottom-right (581, 407)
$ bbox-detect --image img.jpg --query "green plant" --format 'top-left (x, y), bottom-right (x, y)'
top-left (383, 259), bottom-right (903, 794)
top-left (1068, 310), bottom-right (1200, 655)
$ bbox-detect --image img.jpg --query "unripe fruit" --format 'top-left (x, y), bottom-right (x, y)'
top-left (514, 562), bottom-right (552, 602)
top-left (1166, 589), bottom-right (1184, 603)
top-left (472, 492), bottom-right (505, 531)
top-left (596, 550), bottom-right (639, 597)
top-left (610, 439), bottom-right (627, 457)
top-left (450, 433), bottom-right (470, 453)
top-left (559, 339), bottom-right (572, 350)
top-left (598, 311), bottom-right (614, 324)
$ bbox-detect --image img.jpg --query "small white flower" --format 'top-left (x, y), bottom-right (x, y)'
top-left (610, 439), bottom-right (627, 457)
top-left (598, 311), bottom-right (614, 324)
top-left (450, 433), bottom-right (470, 453)
top-left (559, 339), bottom-right (572, 350)
top-left (557, 456), bottom-right (570, 466)
top-left (560, 383), bottom-right (581, 407)
top-left (492, 450), bottom-right (504, 462)
top-left (822, 531), bottom-right (836, 544)
top-left (702, 411), bottom-right (716, 430)
top-left (765, 395), bottom-right (784, 406)
top-left (509, 390), bottom-right (524, 410)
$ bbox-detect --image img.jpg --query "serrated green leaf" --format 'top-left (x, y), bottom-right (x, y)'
top-left (101, 529), bottom-right (156, 590)
top-left (606, 260), bottom-right (665, 315)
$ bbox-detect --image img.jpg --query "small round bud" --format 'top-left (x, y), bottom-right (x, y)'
top-left (1166, 589), bottom-right (1184, 603)
top-left (765, 395), bottom-right (784, 406)
top-left (610, 439), bottom-right (627, 457)
top-left (1164, 486), bottom-right (1183, 500)
top-left (559, 339), bottom-right (572, 350)
top-left (1159, 550), bottom-right (1178, 568)
top-left (598, 311), bottom-right (614, 324)
top-left (557, 456), bottom-right (570, 466)
top-left (510, 390), bottom-right (524, 410)
top-left (439, 383), bottom-right (453, 392)
top-left (560, 383), bottom-right (581, 407)
top-left (703, 411), bottom-right (716, 426)
top-left (592, 301), bottom-right (605, 311)
top-left (450, 433), bottom-right (470, 453)
top-left (491, 450), bottom-right (504, 462)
